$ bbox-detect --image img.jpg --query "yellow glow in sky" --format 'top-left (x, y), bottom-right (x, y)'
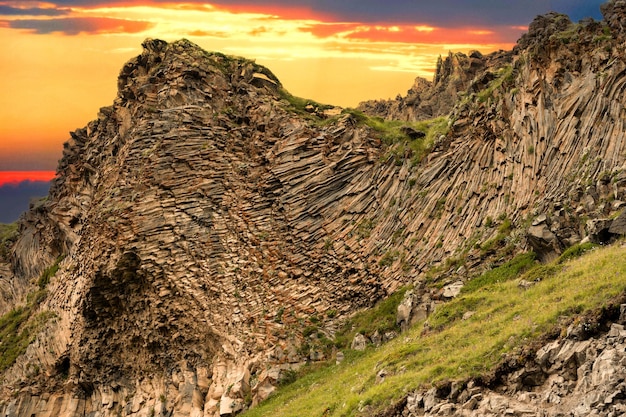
top-left (0, 2), bottom-right (521, 170)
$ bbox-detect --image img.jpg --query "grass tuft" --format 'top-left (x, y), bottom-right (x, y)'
top-left (0, 257), bottom-right (62, 371)
top-left (0, 309), bottom-right (56, 372)
top-left (278, 89), bottom-right (334, 118)
top-left (558, 242), bottom-right (598, 263)
top-left (477, 65), bottom-right (514, 103)
top-left (37, 255), bottom-right (65, 289)
top-left (342, 110), bottom-right (449, 165)
top-left (461, 252), bottom-right (536, 294)
top-left (333, 287), bottom-right (409, 349)
top-left (0, 223), bottom-right (18, 260)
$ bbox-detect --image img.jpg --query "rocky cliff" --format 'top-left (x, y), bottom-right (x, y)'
top-left (358, 49), bottom-right (511, 122)
top-left (1, 1), bottom-right (626, 416)
top-left (390, 297), bottom-right (626, 417)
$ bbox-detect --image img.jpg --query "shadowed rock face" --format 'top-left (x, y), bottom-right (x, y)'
top-left (1, 3), bottom-right (626, 415)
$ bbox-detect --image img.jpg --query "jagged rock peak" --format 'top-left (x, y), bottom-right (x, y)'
top-left (360, 1), bottom-right (626, 123)
top-left (116, 38), bottom-right (282, 107)
top-left (516, 12), bottom-right (572, 50)
top-left (601, 0), bottom-right (626, 38)
top-left (358, 49), bottom-right (510, 121)
top-left (1, 37), bottom-right (396, 417)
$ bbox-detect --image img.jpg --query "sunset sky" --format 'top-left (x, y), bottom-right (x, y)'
top-left (0, 0), bottom-right (604, 174)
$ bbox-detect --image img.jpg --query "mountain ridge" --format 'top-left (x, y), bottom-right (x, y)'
top-left (1, 2), bottom-right (626, 416)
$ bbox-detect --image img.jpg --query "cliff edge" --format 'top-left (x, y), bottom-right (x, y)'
top-left (0, 2), bottom-right (626, 416)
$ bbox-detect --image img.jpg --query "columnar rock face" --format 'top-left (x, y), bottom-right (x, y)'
top-left (1, 3), bottom-right (626, 416)
top-left (358, 50), bottom-right (511, 121)
top-left (0, 39), bottom-right (396, 417)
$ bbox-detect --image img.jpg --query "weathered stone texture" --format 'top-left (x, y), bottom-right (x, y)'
top-left (2, 5), bottom-right (626, 415)
top-left (358, 50), bottom-right (512, 122)
top-left (394, 317), bottom-right (626, 417)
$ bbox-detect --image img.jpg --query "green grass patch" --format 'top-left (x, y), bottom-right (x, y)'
top-left (0, 257), bottom-right (62, 371)
top-left (461, 252), bottom-right (537, 295)
top-left (333, 287), bottom-right (410, 349)
top-left (37, 255), bottom-right (65, 289)
top-left (551, 22), bottom-right (582, 44)
top-left (278, 88), bottom-right (334, 119)
top-left (283, 103), bottom-right (448, 166)
top-left (0, 222), bottom-right (18, 260)
top-left (378, 249), bottom-right (401, 267)
top-left (558, 242), bottom-right (598, 264)
top-left (0, 308), bottom-right (55, 372)
top-left (0, 307), bottom-right (31, 371)
top-left (0, 223), bottom-right (17, 242)
top-left (242, 243), bottom-right (626, 417)
top-left (355, 218), bottom-right (375, 239)
top-left (477, 65), bottom-right (514, 103)
top-left (339, 108), bottom-right (448, 165)
top-left (480, 218), bottom-right (514, 253)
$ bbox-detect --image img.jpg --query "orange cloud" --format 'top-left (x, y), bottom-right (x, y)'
top-left (211, 3), bottom-right (333, 21)
top-left (300, 22), bottom-right (361, 38)
top-left (0, 1), bottom-right (533, 173)
top-left (300, 21), bottom-right (525, 45)
top-left (343, 25), bottom-right (516, 45)
top-left (248, 26), bottom-right (268, 36)
top-left (0, 171), bottom-right (55, 186)
top-left (4, 16), bottom-right (153, 35)
top-left (186, 29), bottom-right (228, 38)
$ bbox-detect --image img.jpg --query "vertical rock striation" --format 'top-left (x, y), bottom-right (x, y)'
top-left (1, 2), bottom-right (626, 415)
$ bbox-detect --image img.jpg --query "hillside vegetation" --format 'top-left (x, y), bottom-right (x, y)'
top-left (243, 241), bottom-right (626, 417)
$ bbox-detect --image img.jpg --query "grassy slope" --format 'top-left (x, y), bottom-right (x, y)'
top-left (243, 242), bottom-right (626, 417)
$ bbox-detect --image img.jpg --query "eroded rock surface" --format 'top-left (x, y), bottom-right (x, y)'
top-left (391, 308), bottom-right (626, 417)
top-left (359, 50), bottom-right (511, 122)
top-left (1, 2), bottom-right (626, 415)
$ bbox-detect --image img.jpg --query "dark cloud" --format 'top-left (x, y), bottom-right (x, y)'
top-left (5, 17), bottom-right (153, 35)
top-left (0, 181), bottom-right (51, 224)
top-left (548, 0), bottom-right (606, 22)
top-left (39, 1), bottom-right (606, 26)
top-left (0, 5), bottom-right (69, 16)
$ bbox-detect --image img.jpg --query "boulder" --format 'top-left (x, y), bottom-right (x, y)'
top-left (397, 290), bottom-right (432, 332)
top-left (609, 210), bottom-right (626, 236)
top-left (376, 368), bottom-right (388, 384)
top-left (397, 290), bottom-right (419, 331)
top-left (587, 218), bottom-right (613, 243)
top-left (383, 331), bottom-right (398, 342)
top-left (400, 126), bottom-right (426, 140)
top-left (351, 333), bottom-right (368, 351)
top-left (442, 281), bottom-right (464, 299)
top-left (370, 330), bottom-right (382, 347)
top-left (527, 223), bottom-right (562, 262)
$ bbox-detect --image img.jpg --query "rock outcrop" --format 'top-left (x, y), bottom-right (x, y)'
top-left (0, 39), bottom-right (395, 417)
top-left (390, 301), bottom-right (626, 417)
top-left (358, 50), bottom-right (511, 122)
top-left (1, 1), bottom-right (626, 416)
